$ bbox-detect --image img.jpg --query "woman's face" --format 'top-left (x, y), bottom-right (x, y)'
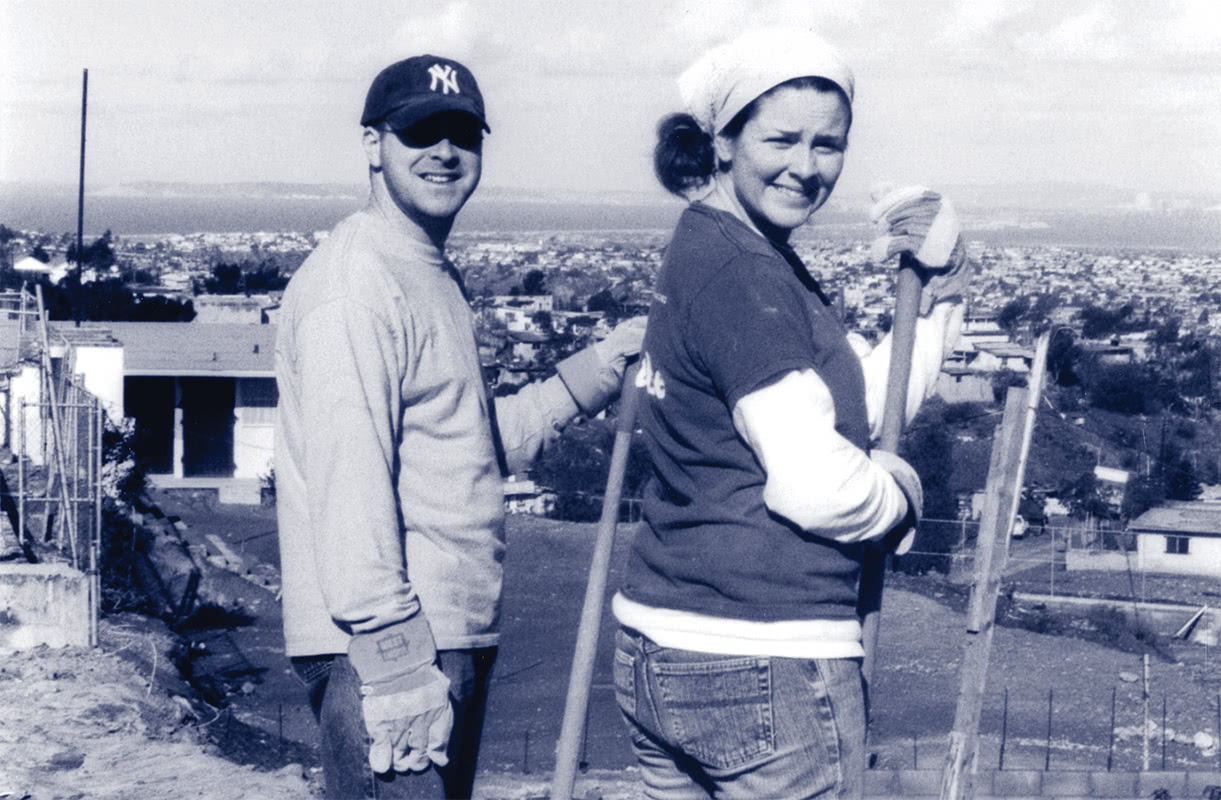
top-left (714, 84), bottom-right (851, 242)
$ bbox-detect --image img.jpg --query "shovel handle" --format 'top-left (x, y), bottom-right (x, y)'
top-left (552, 363), bottom-right (641, 800)
top-left (860, 255), bottom-right (923, 692)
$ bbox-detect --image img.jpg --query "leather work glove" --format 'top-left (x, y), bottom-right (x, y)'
top-left (347, 615), bottom-right (454, 774)
top-left (594, 316), bottom-right (648, 377)
top-left (870, 449), bottom-right (923, 556)
top-left (557, 316), bottom-right (647, 414)
top-left (869, 184), bottom-right (974, 314)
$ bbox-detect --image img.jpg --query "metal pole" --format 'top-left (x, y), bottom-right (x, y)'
top-left (999, 688), bottom-right (1008, 770)
top-left (90, 397), bottom-right (101, 647)
top-left (75, 68), bottom-right (87, 328)
top-left (1049, 528), bottom-right (1055, 595)
top-left (1142, 654), bottom-right (1150, 771)
top-left (17, 400), bottom-right (24, 547)
top-left (35, 285), bottom-right (78, 559)
top-left (1107, 686), bottom-right (1116, 771)
top-left (1161, 695), bottom-right (1166, 769)
top-left (1045, 688), bottom-right (1053, 770)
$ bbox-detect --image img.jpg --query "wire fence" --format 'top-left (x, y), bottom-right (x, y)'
top-left (886, 684), bottom-right (1221, 773)
top-left (1, 286), bottom-right (107, 646)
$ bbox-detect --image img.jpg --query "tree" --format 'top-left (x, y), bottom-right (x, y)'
top-left (201, 262), bottom-right (243, 294)
top-left (997, 297), bottom-right (1029, 333)
top-left (522, 268), bottom-right (547, 296)
top-left (586, 288), bottom-right (622, 318)
top-left (533, 417), bottom-right (649, 521)
top-left (531, 310), bottom-right (553, 332)
top-left (1165, 456), bottom-right (1202, 501)
top-left (67, 230), bottom-right (116, 272)
top-left (1047, 330), bottom-right (1082, 386)
top-left (895, 405), bottom-right (959, 574)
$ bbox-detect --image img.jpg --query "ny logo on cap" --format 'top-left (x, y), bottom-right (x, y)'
top-left (428, 63), bottom-right (460, 95)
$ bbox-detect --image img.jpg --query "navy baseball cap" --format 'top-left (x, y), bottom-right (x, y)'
top-left (360, 55), bottom-right (490, 133)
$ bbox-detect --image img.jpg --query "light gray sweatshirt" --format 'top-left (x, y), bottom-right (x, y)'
top-left (276, 203), bottom-right (610, 655)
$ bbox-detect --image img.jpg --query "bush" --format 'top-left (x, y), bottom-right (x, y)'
top-left (533, 417), bottom-right (650, 522)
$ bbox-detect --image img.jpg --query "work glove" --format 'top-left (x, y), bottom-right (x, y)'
top-left (347, 615), bottom-right (453, 774)
top-left (870, 449), bottom-right (923, 556)
top-left (557, 316), bottom-right (647, 414)
top-left (594, 316), bottom-right (648, 376)
top-left (870, 184), bottom-right (973, 314)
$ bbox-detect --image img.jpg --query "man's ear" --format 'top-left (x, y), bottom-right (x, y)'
top-left (713, 131), bottom-right (734, 169)
top-left (362, 127), bottom-right (383, 171)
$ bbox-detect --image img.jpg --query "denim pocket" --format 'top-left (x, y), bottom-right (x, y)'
top-left (652, 656), bottom-right (774, 770)
top-left (613, 646), bottom-right (636, 717)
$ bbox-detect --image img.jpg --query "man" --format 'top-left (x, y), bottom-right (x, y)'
top-left (275, 54), bottom-right (644, 799)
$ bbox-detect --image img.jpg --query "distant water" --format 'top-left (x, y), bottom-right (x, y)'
top-left (0, 190), bottom-right (686, 236)
top-left (2, 187), bottom-right (1218, 251)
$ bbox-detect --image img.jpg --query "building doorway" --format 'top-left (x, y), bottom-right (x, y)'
top-left (181, 377), bottom-right (236, 477)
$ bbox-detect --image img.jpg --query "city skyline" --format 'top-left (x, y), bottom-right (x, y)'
top-left (2, 0), bottom-right (1219, 199)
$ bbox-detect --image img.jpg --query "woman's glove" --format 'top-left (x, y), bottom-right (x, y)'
top-left (348, 615), bottom-right (453, 774)
top-left (869, 449), bottom-right (923, 555)
top-left (557, 316), bottom-right (647, 414)
top-left (870, 185), bottom-right (973, 314)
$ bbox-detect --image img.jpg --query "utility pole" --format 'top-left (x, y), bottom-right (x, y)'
top-left (74, 69), bottom-right (87, 329)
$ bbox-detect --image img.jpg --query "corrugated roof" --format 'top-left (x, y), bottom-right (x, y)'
top-left (1128, 501), bottom-right (1221, 537)
top-left (84, 322), bottom-right (276, 376)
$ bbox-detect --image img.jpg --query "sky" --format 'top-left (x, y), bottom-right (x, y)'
top-left (2, 0), bottom-right (1219, 199)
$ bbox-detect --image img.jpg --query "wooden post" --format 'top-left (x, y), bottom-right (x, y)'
top-left (940, 333), bottom-right (1049, 800)
top-left (552, 364), bottom-right (641, 800)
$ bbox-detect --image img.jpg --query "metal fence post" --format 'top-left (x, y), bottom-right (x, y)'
top-left (1045, 688), bottom-right (1053, 770)
top-left (999, 688), bottom-right (1008, 770)
top-left (1107, 686), bottom-right (1116, 771)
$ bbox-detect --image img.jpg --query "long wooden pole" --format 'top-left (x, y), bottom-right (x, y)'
top-left (552, 364), bottom-right (641, 800)
top-left (859, 254), bottom-right (923, 697)
top-left (940, 332), bottom-right (1050, 800)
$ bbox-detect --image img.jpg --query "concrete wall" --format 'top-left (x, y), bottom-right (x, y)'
top-left (1011, 591), bottom-right (1216, 637)
top-left (1067, 535), bottom-right (1221, 578)
top-left (71, 344), bottom-right (124, 423)
top-left (936, 372), bottom-right (994, 404)
top-left (1140, 533), bottom-right (1221, 577)
top-left (8, 363), bottom-right (44, 465)
top-left (0, 563), bottom-right (91, 650)
top-left (232, 377), bottom-right (275, 480)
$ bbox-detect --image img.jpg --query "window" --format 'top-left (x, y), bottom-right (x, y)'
top-left (1165, 535), bottom-right (1190, 555)
top-left (239, 378), bottom-right (279, 426)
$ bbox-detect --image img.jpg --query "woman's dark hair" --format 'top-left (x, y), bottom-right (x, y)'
top-left (653, 113), bottom-right (715, 197)
top-left (653, 76), bottom-right (851, 196)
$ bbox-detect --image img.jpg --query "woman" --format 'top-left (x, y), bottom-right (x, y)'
top-left (612, 29), bottom-right (971, 799)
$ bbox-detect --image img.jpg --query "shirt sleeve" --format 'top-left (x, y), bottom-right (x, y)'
top-left (855, 300), bottom-right (964, 440)
top-left (295, 298), bottom-right (421, 634)
top-left (493, 373), bottom-right (581, 475)
top-left (687, 254), bottom-right (823, 408)
top-left (731, 369), bottom-right (910, 542)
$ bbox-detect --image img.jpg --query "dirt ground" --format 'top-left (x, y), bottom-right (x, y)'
top-left (2, 505), bottom-right (1219, 799)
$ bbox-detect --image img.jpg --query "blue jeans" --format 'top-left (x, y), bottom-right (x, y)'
top-left (613, 627), bottom-right (865, 800)
top-left (294, 648), bottom-right (497, 800)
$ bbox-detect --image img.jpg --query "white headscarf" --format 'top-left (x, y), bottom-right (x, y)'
top-left (679, 28), bottom-right (855, 135)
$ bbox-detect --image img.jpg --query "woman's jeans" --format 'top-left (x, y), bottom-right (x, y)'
top-left (293, 647), bottom-right (497, 800)
top-left (613, 627), bottom-right (865, 800)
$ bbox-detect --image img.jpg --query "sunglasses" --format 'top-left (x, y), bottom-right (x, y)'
top-left (391, 113), bottom-right (483, 151)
